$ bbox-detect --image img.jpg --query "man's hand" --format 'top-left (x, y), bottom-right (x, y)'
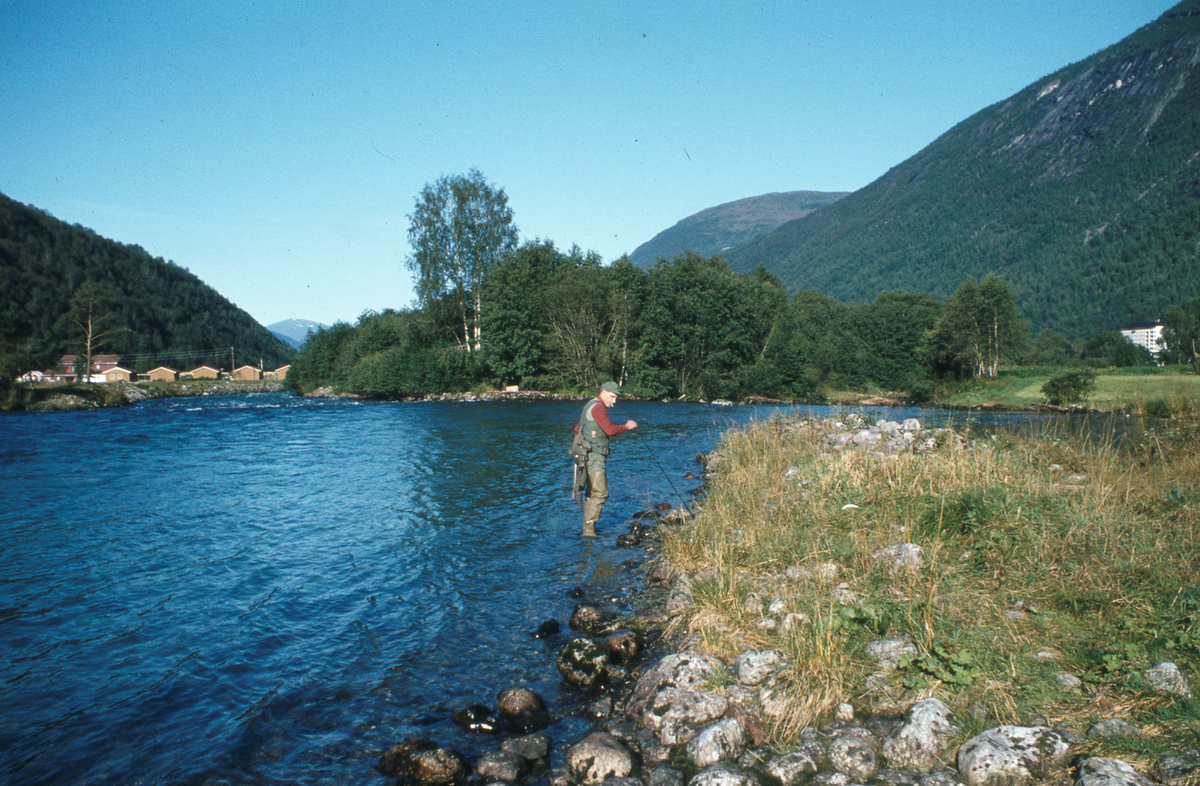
top-left (626, 420), bottom-right (639, 429)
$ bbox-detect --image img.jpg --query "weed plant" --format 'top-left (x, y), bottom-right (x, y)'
top-left (661, 416), bottom-right (1200, 760)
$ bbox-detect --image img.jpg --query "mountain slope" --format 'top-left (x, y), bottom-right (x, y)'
top-left (0, 193), bottom-right (292, 370)
top-left (727, 0), bottom-right (1200, 338)
top-left (629, 190), bottom-right (848, 266)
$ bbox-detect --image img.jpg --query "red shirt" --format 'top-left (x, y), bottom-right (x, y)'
top-left (575, 400), bottom-right (631, 436)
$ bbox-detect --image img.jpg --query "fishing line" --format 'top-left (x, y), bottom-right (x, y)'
top-left (634, 431), bottom-right (690, 510)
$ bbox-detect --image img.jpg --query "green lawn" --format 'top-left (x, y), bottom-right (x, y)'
top-left (946, 369), bottom-right (1200, 415)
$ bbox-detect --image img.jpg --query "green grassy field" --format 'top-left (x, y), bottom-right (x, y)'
top-left (946, 369), bottom-right (1200, 416)
top-left (661, 414), bottom-right (1200, 764)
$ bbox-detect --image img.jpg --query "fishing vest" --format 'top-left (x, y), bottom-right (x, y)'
top-left (578, 398), bottom-right (610, 456)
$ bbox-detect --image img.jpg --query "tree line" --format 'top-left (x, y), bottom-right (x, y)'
top-left (287, 171), bottom-right (1199, 402)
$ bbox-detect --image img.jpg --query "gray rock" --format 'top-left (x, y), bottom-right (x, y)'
top-left (865, 636), bottom-right (919, 672)
top-left (876, 769), bottom-right (919, 786)
top-left (500, 733), bottom-right (550, 762)
top-left (1087, 719), bottom-right (1141, 739)
top-left (1076, 757), bottom-right (1156, 786)
top-left (1145, 662), bottom-right (1193, 698)
top-left (1056, 673), bottom-right (1082, 690)
top-left (744, 592), bottom-right (765, 615)
top-left (919, 772), bottom-right (961, 786)
top-left (649, 766), bottom-right (686, 786)
top-left (828, 730), bottom-right (880, 782)
top-left (643, 687), bottom-right (729, 746)
top-left (883, 698), bottom-right (958, 774)
top-left (1158, 753), bottom-right (1200, 786)
top-left (408, 747), bottom-right (470, 785)
top-left (872, 543), bottom-right (925, 573)
top-left (565, 732), bottom-right (637, 786)
top-left (474, 750), bottom-right (529, 782)
top-left (689, 763), bottom-right (762, 786)
top-left (735, 650), bottom-right (786, 686)
top-left (811, 774), bottom-right (852, 786)
top-left (497, 686), bottom-right (546, 718)
top-left (687, 718), bottom-right (748, 768)
top-left (765, 749), bottom-right (820, 786)
top-left (902, 419), bottom-right (922, 432)
top-left (955, 726), bottom-right (1071, 786)
top-left (627, 650), bottom-right (725, 715)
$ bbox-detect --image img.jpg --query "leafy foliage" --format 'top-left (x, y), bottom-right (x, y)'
top-left (1042, 368), bottom-right (1097, 405)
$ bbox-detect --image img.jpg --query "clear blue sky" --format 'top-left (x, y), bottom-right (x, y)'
top-left (0, 0), bottom-right (1180, 327)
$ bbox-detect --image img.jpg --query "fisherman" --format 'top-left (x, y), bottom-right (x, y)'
top-left (574, 381), bottom-right (638, 538)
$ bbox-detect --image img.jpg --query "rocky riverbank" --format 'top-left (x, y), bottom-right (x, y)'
top-left (372, 415), bottom-right (1200, 786)
top-left (40, 380), bottom-right (285, 409)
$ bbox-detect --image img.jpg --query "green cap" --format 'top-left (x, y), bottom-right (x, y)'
top-left (600, 381), bottom-right (620, 395)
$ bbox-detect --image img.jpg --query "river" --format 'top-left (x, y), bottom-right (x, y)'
top-left (0, 393), bottom-right (1089, 785)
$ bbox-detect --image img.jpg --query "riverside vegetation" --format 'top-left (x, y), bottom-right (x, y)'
top-left (651, 413), bottom-right (1200, 779)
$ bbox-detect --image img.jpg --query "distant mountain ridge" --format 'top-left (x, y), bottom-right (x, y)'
top-left (725, 0), bottom-right (1200, 338)
top-left (268, 319), bottom-right (328, 350)
top-left (629, 190), bottom-right (849, 266)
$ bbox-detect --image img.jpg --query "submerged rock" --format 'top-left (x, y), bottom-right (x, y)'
top-left (453, 704), bottom-right (500, 733)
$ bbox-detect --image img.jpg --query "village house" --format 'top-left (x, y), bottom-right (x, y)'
top-left (231, 365), bottom-right (262, 381)
top-left (103, 366), bottom-right (134, 382)
top-left (183, 366), bottom-right (221, 379)
top-left (262, 365), bottom-right (290, 380)
top-left (146, 367), bottom-right (179, 382)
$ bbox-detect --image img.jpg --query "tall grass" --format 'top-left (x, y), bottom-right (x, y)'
top-left (661, 416), bottom-right (1200, 757)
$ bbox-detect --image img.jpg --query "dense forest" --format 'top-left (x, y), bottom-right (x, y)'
top-left (284, 169), bottom-right (1198, 402)
top-left (725, 0), bottom-right (1200, 339)
top-left (285, 241), bottom-right (1199, 402)
top-left (0, 193), bottom-right (292, 384)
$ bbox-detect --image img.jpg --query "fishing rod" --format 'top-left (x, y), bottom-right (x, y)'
top-left (634, 431), bottom-right (690, 511)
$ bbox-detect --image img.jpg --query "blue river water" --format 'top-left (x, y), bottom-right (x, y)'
top-left (0, 393), bottom-right (1081, 785)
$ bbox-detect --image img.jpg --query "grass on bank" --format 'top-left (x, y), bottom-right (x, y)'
top-left (946, 368), bottom-right (1200, 416)
top-left (660, 415), bottom-right (1200, 763)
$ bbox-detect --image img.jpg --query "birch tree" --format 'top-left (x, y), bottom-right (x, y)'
top-left (405, 170), bottom-right (518, 352)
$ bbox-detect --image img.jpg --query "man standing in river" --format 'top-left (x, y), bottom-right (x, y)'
top-left (576, 381), bottom-right (638, 538)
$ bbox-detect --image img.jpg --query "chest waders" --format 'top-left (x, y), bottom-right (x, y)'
top-left (577, 398), bottom-right (609, 538)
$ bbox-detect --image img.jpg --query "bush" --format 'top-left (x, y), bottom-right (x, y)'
top-left (1042, 368), bottom-right (1096, 405)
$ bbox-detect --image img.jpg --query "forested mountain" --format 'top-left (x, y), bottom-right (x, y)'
top-left (0, 193), bottom-right (292, 373)
top-left (629, 190), bottom-right (848, 266)
top-left (726, 0), bottom-right (1200, 339)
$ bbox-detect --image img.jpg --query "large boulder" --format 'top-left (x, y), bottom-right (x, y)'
top-left (686, 718), bottom-right (748, 768)
top-left (1076, 757), bottom-right (1156, 786)
top-left (474, 750), bottom-right (529, 782)
top-left (500, 732), bottom-right (550, 762)
top-left (883, 698), bottom-right (958, 774)
top-left (956, 726), bottom-right (1072, 786)
top-left (765, 749), bottom-right (820, 786)
top-left (643, 687), bottom-right (729, 746)
top-left (828, 729), bottom-right (880, 782)
top-left (627, 650), bottom-right (725, 715)
top-left (1145, 662), bottom-right (1193, 699)
top-left (566, 731), bottom-right (637, 786)
top-left (408, 747), bottom-right (469, 785)
top-left (690, 763), bottom-right (762, 786)
top-left (734, 650), bottom-right (785, 686)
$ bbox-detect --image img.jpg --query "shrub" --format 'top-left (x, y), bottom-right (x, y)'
top-left (1042, 368), bottom-right (1096, 405)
